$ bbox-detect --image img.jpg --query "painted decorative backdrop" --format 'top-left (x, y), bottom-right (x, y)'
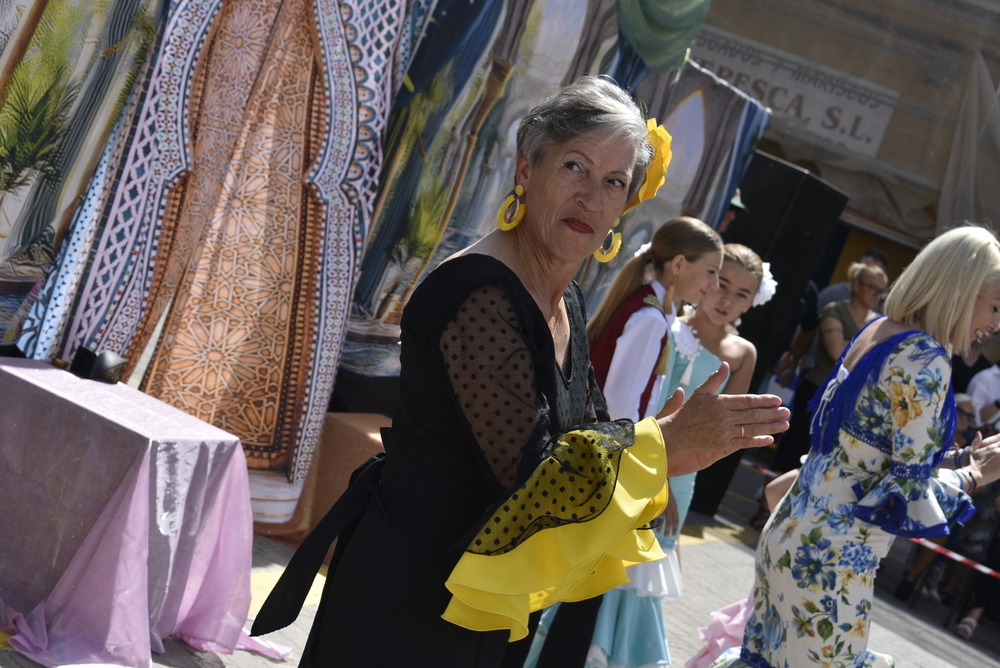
top-left (9, 0), bottom-right (763, 488)
top-left (0, 0), bottom-right (160, 339)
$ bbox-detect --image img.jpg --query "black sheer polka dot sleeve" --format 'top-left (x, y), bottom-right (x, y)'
top-left (439, 284), bottom-right (549, 492)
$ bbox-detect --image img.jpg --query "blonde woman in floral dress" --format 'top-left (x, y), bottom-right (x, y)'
top-left (710, 225), bottom-right (1000, 668)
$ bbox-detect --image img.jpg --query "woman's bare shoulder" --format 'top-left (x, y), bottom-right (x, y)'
top-left (842, 318), bottom-right (927, 371)
top-left (719, 333), bottom-right (756, 369)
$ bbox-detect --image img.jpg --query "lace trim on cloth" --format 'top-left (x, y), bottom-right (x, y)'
top-left (672, 317), bottom-right (700, 359)
top-left (443, 417), bottom-right (668, 641)
top-left (671, 318), bottom-right (702, 387)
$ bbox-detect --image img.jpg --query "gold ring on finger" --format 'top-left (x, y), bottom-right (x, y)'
top-left (741, 424), bottom-right (745, 438)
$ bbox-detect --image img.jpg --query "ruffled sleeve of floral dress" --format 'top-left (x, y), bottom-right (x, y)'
top-left (437, 284), bottom-right (668, 641)
top-left (853, 334), bottom-right (974, 537)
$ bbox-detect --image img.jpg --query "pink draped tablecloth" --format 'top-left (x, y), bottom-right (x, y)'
top-left (0, 358), bottom-right (254, 667)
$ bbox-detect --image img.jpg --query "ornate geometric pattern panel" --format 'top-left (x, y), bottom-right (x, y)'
top-left (290, 0), bottom-right (405, 483)
top-left (15, 14), bottom-right (166, 361)
top-left (142, 0), bottom-right (318, 466)
top-left (268, 173), bottom-right (324, 471)
top-left (16, 122), bottom-right (121, 360)
top-left (134, 0), bottom-right (285, 381)
top-left (339, 0), bottom-right (404, 242)
top-left (54, 0), bottom-right (224, 362)
top-left (122, 13), bottom-right (223, 380)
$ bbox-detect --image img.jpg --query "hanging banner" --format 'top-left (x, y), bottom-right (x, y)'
top-left (690, 25), bottom-right (899, 157)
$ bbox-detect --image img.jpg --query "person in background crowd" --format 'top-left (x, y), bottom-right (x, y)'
top-left (951, 340), bottom-right (994, 395)
top-left (773, 248), bottom-right (889, 389)
top-left (717, 189), bottom-right (748, 235)
top-left (815, 248), bottom-right (889, 307)
top-left (969, 360), bottom-right (1000, 429)
top-left (952, 480), bottom-right (1000, 640)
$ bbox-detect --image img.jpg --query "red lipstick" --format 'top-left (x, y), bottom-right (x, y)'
top-left (563, 217), bottom-right (594, 234)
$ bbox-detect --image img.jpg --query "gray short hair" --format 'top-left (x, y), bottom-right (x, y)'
top-left (516, 75), bottom-right (652, 202)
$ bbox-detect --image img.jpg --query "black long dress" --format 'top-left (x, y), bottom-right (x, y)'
top-left (293, 254), bottom-right (655, 666)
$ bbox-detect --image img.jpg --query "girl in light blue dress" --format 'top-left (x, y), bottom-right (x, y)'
top-left (659, 244), bottom-right (774, 563)
top-left (584, 244), bottom-right (775, 668)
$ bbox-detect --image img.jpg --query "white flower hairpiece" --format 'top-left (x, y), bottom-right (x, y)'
top-left (753, 262), bottom-right (777, 307)
top-left (634, 242), bottom-right (652, 260)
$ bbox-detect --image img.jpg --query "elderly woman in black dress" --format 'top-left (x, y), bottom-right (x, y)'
top-left (254, 75), bottom-right (789, 668)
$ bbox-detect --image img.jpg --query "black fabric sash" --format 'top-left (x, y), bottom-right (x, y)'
top-left (250, 453), bottom-right (386, 636)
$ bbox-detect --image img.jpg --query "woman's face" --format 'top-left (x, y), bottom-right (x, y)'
top-left (515, 133), bottom-right (634, 265)
top-left (852, 274), bottom-right (886, 311)
top-left (698, 260), bottom-right (760, 326)
top-left (969, 285), bottom-right (1000, 346)
top-left (673, 250), bottom-right (723, 305)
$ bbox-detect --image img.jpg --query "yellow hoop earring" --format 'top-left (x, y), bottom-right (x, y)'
top-left (497, 184), bottom-right (525, 231)
top-left (593, 230), bottom-right (621, 263)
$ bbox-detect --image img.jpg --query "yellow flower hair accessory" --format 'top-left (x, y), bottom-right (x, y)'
top-left (623, 119), bottom-right (672, 215)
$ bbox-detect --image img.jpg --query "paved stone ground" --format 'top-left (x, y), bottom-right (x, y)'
top-left (3, 458), bottom-right (999, 667)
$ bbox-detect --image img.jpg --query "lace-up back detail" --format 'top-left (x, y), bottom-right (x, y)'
top-left (441, 285), bottom-right (540, 491)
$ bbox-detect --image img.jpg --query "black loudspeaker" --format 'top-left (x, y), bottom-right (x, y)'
top-left (0, 343), bottom-right (25, 357)
top-left (691, 151), bottom-right (848, 517)
top-left (723, 151), bottom-right (849, 395)
top-left (69, 346), bottom-right (127, 384)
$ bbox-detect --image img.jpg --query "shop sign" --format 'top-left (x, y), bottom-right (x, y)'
top-left (691, 25), bottom-right (900, 158)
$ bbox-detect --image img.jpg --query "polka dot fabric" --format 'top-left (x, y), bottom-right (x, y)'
top-left (440, 285), bottom-right (539, 491)
top-left (466, 421), bottom-right (633, 556)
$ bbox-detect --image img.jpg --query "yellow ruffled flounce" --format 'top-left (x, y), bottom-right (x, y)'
top-left (442, 417), bottom-right (668, 641)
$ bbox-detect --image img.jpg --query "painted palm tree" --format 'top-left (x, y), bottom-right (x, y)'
top-left (374, 175), bottom-right (449, 319)
top-left (0, 66), bottom-right (74, 220)
top-left (8, 0), bottom-right (157, 252)
top-left (0, 4), bottom-right (77, 240)
top-left (380, 0), bottom-right (536, 325)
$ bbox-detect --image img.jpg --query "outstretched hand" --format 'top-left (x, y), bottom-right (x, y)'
top-left (968, 431), bottom-right (1000, 487)
top-left (656, 362), bottom-right (790, 477)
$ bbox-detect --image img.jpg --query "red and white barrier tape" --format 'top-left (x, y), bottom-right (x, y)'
top-left (737, 459), bottom-right (1000, 581)
top-left (908, 537), bottom-right (1000, 581)
top-left (739, 459), bottom-right (779, 479)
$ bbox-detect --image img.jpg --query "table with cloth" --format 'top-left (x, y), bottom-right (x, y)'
top-left (0, 358), bottom-right (255, 667)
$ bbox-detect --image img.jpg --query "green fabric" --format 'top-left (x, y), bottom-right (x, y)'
top-left (616, 0), bottom-right (714, 73)
top-left (806, 300), bottom-right (861, 387)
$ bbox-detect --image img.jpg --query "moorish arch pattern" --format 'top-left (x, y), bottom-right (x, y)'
top-left (18, 0), bottom-right (410, 482)
top-left (140, 0), bottom-right (326, 469)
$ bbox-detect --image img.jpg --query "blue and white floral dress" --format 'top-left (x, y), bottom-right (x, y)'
top-left (710, 328), bottom-right (974, 668)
